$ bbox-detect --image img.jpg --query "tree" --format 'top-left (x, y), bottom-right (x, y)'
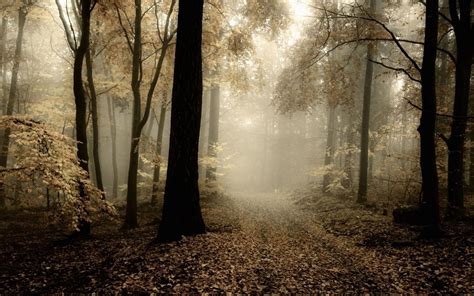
top-left (0, 1), bottom-right (32, 208)
top-left (0, 116), bottom-right (115, 230)
top-left (0, 15), bottom-right (8, 114)
top-left (151, 95), bottom-right (168, 206)
top-left (55, 0), bottom-right (105, 197)
top-left (85, 49), bottom-right (104, 194)
top-left (115, 0), bottom-right (176, 229)
top-left (157, 0), bottom-right (206, 242)
top-left (418, 0), bottom-right (440, 235)
top-left (443, 0), bottom-right (473, 217)
top-left (357, 0), bottom-right (377, 204)
top-left (72, 0), bottom-right (95, 236)
top-left (205, 85), bottom-right (220, 182)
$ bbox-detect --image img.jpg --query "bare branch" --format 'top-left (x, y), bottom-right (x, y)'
top-left (369, 59), bottom-right (421, 84)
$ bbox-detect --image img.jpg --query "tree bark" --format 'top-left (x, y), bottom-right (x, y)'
top-left (446, 0), bottom-right (472, 217)
top-left (157, 0), bottom-right (206, 242)
top-left (418, 0), bottom-right (440, 235)
top-left (85, 50), bottom-right (104, 194)
top-left (0, 8), bottom-right (27, 208)
top-left (151, 104), bottom-right (167, 205)
top-left (205, 84), bottom-right (220, 182)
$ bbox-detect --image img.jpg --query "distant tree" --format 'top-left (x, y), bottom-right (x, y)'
top-left (151, 94), bottom-right (168, 206)
top-left (157, 0), bottom-right (206, 242)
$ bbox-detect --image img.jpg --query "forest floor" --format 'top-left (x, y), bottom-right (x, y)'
top-left (0, 190), bottom-right (473, 294)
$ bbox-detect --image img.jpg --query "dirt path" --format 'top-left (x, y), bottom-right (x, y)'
top-left (0, 191), bottom-right (472, 293)
top-left (217, 192), bottom-right (391, 293)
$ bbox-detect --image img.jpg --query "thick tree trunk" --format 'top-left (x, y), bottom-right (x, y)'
top-left (157, 0), bottom-right (206, 242)
top-left (151, 104), bottom-right (167, 205)
top-left (106, 95), bottom-right (118, 198)
top-left (85, 50), bottom-right (104, 194)
top-left (0, 9), bottom-right (27, 208)
top-left (446, 0), bottom-right (472, 217)
top-left (418, 0), bottom-right (440, 235)
top-left (323, 105), bottom-right (336, 192)
top-left (205, 84), bottom-right (220, 182)
top-left (74, 0), bottom-right (93, 236)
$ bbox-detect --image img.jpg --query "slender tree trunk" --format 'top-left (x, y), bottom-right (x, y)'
top-left (0, 16), bottom-right (7, 114)
top-left (85, 50), bottom-right (104, 194)
top-left (205, 84), bottom-right (220, 182)
top-left (418, 0), bottom-right (440, 235)
top-left (123, 0), bottom-right (173, 228)
top-left (157, 0), bottom-right (206, 242)
top-left (151, 104), bottom-right (167, 205)
top-left (74, 0), bottom-right (93, 236)
top-left (323, 105), bottom-right (336, 192)
top-left (0, 9), bottom-right (27, 208)
top-left (446, 0), bottom-right (472, 217)
top-left (106, 95), bottom-right (118, 198)
top-left (124, 0), bottom-right (143, 229)
top-left (198, 89), bottom-right (209, 180)
top-left (357, 0), bottom-right (376, 203)
top-left (368, 140), bottom-right (375, 182)
top-left (342, 111), bottom-right (354, 189)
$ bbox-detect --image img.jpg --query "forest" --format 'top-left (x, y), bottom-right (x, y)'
top-left (0, 0), bottom-right (473, 293)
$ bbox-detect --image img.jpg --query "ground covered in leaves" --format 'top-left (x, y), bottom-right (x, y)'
top-left (0, 190), bottom-right (473, 293)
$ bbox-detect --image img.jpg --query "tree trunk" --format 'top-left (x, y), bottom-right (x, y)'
top-left (0, 9), bottom-right (27, 208)
top-left (73, 0), bottom-right (93, 236)
top-left (157, 0), bottom-right (206, 242)
top-left (124, 0), bottom-right (143, 229)
top-left (198, 89), bottom-right (209, 180)
top-left (357, 0), bottom-right (376, 204)
top-left (342, 112), bottom-right (354, 189)
top-left (106, 95), bottom-right (118, 198)
top-left (123, 0), bottom-right (173, 228)
top-left (151, 104), bottom-right (167, 205)
top-left (418, 0), bottom-right (440, 235)
top-left (205, 84), bottom-right (220, 182)
top-left (470, 97), bottom-right (474, 191)
top-left (323, 105), bottom-right (336, 192)
top-left (0, 16), bottom-right (7, 114)
top-left (85, 50), bottom-right (104, 194)
top-left (446, 0), bottom-right (472, 217)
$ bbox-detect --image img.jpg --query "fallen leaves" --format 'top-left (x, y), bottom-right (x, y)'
top-left (0, 190), bottom-right (473, 293)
